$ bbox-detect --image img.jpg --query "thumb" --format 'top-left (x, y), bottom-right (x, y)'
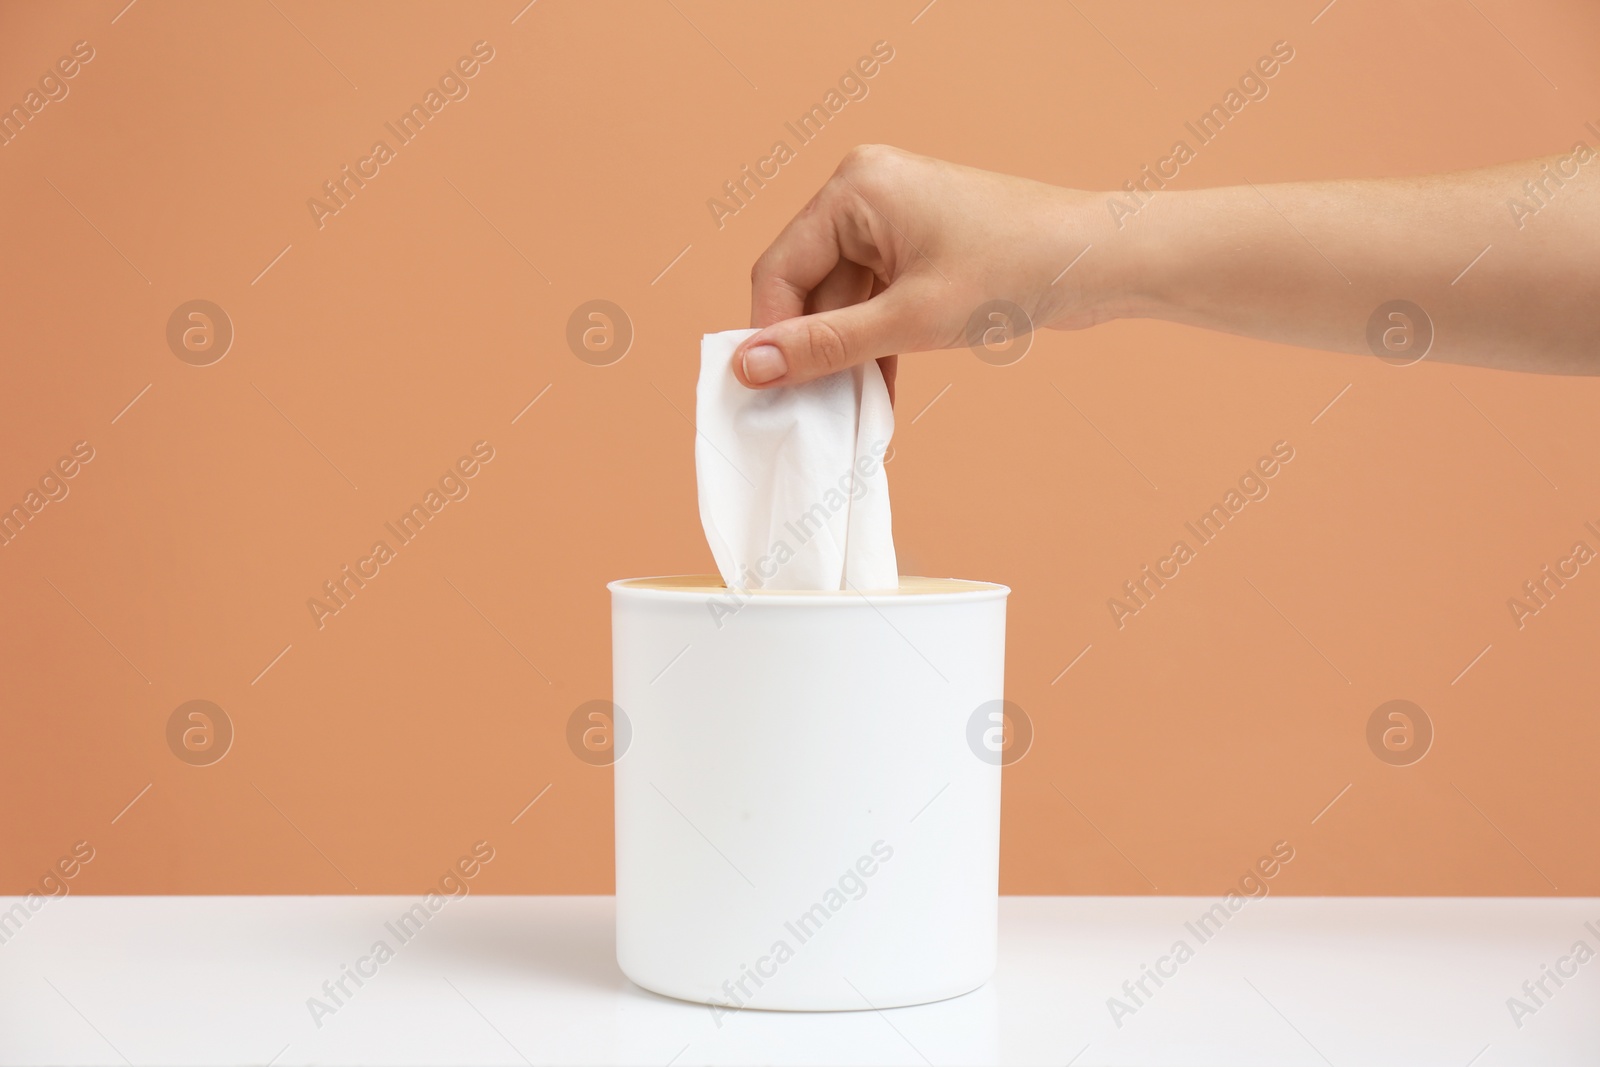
top-left (732, 287), bottom-right (927, 389)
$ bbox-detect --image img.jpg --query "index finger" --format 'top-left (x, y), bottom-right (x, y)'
top-left (749, 182), bottom-right (848, 329)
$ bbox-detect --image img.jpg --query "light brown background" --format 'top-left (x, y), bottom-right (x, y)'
top-left (3, 0), bottom-right (1597, 897)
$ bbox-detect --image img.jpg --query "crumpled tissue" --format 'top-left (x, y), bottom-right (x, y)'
top-left (695, 328), bottom-right (897, 592)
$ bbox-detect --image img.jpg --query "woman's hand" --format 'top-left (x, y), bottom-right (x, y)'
top-left (733, 145), bottom-right (1118, 395)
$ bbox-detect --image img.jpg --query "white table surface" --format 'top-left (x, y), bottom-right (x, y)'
top-left (0, 895), bottom-right (1593, 1065)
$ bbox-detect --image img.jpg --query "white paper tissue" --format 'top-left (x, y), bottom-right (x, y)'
top-left (695, 328), bottom-right (898, 592)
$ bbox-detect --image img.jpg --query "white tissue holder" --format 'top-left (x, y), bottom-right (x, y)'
top-left (609, 575), bottom-right (1009, 1012)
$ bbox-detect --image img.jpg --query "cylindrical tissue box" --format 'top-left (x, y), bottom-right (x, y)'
top-left (609, 575), bottom-right (1009, 1012)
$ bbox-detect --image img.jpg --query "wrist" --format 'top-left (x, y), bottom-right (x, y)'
top-left (1037, 186), bottom-right (1170, 330)
top-left (1093, 187), bottom-right (1180, 324)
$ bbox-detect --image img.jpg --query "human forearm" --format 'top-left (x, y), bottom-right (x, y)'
top-left (1105, 159), bottom-right (1600, 373)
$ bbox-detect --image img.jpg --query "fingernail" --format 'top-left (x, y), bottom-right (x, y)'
top-left (742, 344), bottom-right (787, 385)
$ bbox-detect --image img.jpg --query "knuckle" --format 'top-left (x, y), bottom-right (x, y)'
top-left (804, 318), bottom-right (851, 373)
top-left (841, 143), bottom-right (895, 171)
top-left (749, 248), bottom-right (789, 291)
top-left (839, 143), bottom-right (876, 170)
top-left (833, 144), bottom-right (910, 206)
